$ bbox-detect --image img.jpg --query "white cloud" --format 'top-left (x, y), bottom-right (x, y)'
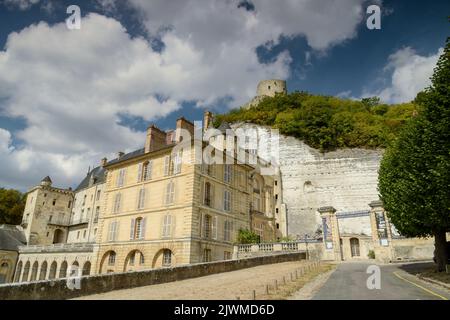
top-left (2, 0), bottom-right (40, 10)
top-left (0, 1), bottom-right (371, 190)
top-left (362, 47), bottom-right (443, 103)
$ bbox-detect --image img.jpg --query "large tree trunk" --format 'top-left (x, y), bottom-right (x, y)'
top-left (434, 229), bottom-right (448, 272)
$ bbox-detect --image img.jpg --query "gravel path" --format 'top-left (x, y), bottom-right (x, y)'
top-left (288, 268), bottom-right (336, 300)
top-left (75, 261), bottom-right (311, 300)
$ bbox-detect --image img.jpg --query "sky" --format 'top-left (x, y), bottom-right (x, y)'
top-left (0, 0), bottom-right (448, 191)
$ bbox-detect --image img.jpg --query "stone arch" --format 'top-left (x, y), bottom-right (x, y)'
top-left (39, 261), bottom-right (48, 280)
top-left (49, 261), bottom-right (57, 280)
top-left (53, 229), bottom-right (65, 244)
top-left (14, 261), bottom-right (23, 282)
top-left (350, 238), bottom-right (360, 257)
top-left (82, 261), bottom-right (91, 276)
top-left (30, 261), bottom-right (39, 281)
top-left (22, 261), bottom-right (30, 282)
top-left (123, 250), bottom-right (145, 272)
top-left (99, 250), bottom-right (117, 274)
top-left (59, 261), bottom-right (68, 278)
top-left (70, 260), bottom-right (80, 277)
top-left (152, 248), bottom-right (175, 268)
top-left (0, 261), bottom-right (10, 284)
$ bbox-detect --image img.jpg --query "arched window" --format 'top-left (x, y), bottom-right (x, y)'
top-left (124, 250), bottom-right (145, 271)
top-left (39, 261), bottom-right (48, 280)
top-left (59, 261), bottom-right (68, 278)
top-left (108, 252), bottom-right (116, 266)
top-left (70, 261), bottom-right (80, 277)
top-left (30, 261), bottom-right (38, 281)
top-left (49, 261), bottom-right (57, 280)
top-left (53, 229), bottom-right (65, 244)
top-left (162, 249), bottom-right (172, 267)
top-left (82, 261), bottom-right (91, 276)
top-left (14, 261), bottom-right (22, 282)
top-left (22, 261), bottom-right (30, 282)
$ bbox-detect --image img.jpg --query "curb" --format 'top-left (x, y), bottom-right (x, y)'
top-left (417, 275), bottom-right (450, 291)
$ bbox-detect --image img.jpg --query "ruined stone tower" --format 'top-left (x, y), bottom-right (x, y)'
top-left (244, 79), bottom-right (287, 108)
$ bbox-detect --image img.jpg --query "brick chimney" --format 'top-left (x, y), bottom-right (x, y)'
top-left (145, 125), bottom-right (167, 153)
top-left (175, 117), bottom-right (194, 143)
top-left (203, 111), bottom-right (213, 133)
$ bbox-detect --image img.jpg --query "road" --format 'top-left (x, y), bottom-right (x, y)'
top-left (311, 262), bottom-right (450, 300)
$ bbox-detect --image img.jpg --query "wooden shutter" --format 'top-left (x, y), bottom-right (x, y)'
top-left (212, 216), bottom-right (218, 240)
top-left (147, 161), bottom-right (153, 180)
top-left (164, 155), bottom-right (170, 176)
top-left (137, 163), bottom-right (143, 182)
top-left (130, 218), bottom-right (135, 240)
top-left (141, 217), bottom-right (147, 239)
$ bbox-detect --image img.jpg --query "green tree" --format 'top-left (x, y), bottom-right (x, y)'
top-left (236, 229), bottom-right (260, 244)
top-left (378, 38), bottom-right (450, 271)
top-left (0, 188), bottom-right (26, 225)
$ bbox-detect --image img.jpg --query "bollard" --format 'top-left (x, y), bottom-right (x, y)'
top-left (252, 290), bottom-right (256, 300)
top-left (283, 276), bottom-right (286, 285)
top-left (275, 280), bottom-right (278, 290)
top-left (290, 273), bottom-right (294, 281)
top-left (266, 284), bottom-right (269, 295)
top-left (295, 270), bottom-right (298, 279)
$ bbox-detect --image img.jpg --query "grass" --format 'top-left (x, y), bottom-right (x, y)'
top-left (252, 262), bottom-right (336, 300)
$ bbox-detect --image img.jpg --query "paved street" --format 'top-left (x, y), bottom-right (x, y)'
top-left (312, 262), bottom-right (450, 300)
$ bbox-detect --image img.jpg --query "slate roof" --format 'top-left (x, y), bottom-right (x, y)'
top-left (0, 225), bottom-right (27, 251)
top-left (75, 165), bottom-right (107, 191)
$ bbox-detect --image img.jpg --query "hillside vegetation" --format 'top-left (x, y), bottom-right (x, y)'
top-left (214, 92), bottom-right (419, 151)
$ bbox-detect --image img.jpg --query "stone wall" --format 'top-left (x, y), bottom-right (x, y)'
top-left (0, 252), bottom-right (305, 300)
top-left (231, 123), bottom-right (382, 237)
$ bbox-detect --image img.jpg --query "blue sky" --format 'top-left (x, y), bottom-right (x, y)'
top-left (0, 0), bottom-right (448, 190)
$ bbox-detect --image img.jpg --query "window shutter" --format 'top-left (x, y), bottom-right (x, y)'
top-left (114, 221), bottom-right (120, 241)
top-left (170, 181), bottom-right (175, 203)
top-left (212, 216), bottom-right (218, 240)
top-left (171, 215), bottom-right (176, 237)
top-left (141, 217), bottom-right (146, 239)
top-left (210, 184), bottom-right (215, 208)
top-left (130, 218), bottom-right (135, 240)
top-left (147, 161), bottom-right (153, 180)
top-left (137, 163), bottom-right (143, 182)
top-left (200, 213), bottom-right (204, 238)
top-left (164, 155), bottom-right (170, 176)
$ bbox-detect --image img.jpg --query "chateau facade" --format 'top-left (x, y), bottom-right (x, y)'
top-left (10, 112), bottom-right (286, 283)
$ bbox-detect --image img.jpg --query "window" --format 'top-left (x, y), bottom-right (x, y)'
top-left (68, 201), bottom-right (72, 208)
top-left (164, 155), bottom-right (171, 176)
top-left (143, 161), bottom-right (152, 180)
top-left (130, 217), bottom-right (146, 240)
top-left (203, 214), bottom-right (211, 239)
top-left (83, 230), bottom-right (87, 238)
top-left (113, 193), bottom-right (121, 213)
top-left (224, 164), bottom-right (232, 183)
top-left (137, 188), bottom-right (146, 209)
top-left (162, 215), bottom-right (173, 237)
top-left (117, 169), bottom-right (126, 187)
top-left (108, 252), bottom-right (116, 265)
top-left (129, 252), bottom-right (135, 265)
top-left (162, 249), bottom-right (172, 266)
top-left (49, 215), bottom-right (53, 222)
top-left (274, 180), bottom-right (277, 186)
top-left (204, 182), bottom-right (212, 207)
top-left (82, 195), bottom-right (87, 206)
top-left (139, 252), bottom-right (145, 265)
top-left (224, 221), bottom-right (233, 241)
top-left (94, 228), bottom-right (97, 236)
top-left (108, 221), bottom-right (119, 241)
top-left (77, 231), bottom-right (80, 239)
top-left (276, 208), bottom-right (279, 214)
top-left (173, 150), bottom-right (183, 174)
top-left (165, 181), bottom-right (175, 205)
top-left (224, 251), bottom-right (232, 260)
top-left (96, 190), bottom-right (101, 201)
top-left (94, 206), bottom-right (100, 223)
top-left (203, 249), bottom-right (212, 262)
top-left (223, 190), bottom-right (231, 212)
top-left (52, 199), bottom-right (56, 206)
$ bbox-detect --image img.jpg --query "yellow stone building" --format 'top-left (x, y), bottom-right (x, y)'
top-left (12, 112), bottom-right (285, 282)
